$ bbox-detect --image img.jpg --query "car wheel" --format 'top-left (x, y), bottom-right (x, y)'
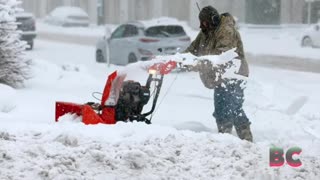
top-left (96, 50), bottom-right (105, 63)
top-left (26, 41), bottom-right (33, 50)
top-left (302, 37), bottom-right (313, 47)
top-left (128, 53), bottom-right (137, 63)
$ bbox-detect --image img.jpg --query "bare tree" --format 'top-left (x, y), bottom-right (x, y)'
top-left (0, 0), bottom-right (31, 88)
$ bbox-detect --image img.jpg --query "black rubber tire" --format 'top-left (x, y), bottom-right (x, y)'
top-left (96, 50), bottom-right (105, 63)
top-left (301, 37), bottom-right (313, 47)
top-left (26, 41), bottom-right (33, 50)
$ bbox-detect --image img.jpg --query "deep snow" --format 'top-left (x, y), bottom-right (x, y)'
top-left (0, 39), bottom-right (319, 179)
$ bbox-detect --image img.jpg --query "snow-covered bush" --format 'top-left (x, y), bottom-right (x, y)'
top-left (0, 0), bottom-right (31, 88)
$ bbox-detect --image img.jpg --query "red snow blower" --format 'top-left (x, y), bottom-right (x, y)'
top-left (55, 61), bottom-right (177, 125)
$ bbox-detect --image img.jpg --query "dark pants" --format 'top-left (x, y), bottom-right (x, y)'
top-left (213, 79), bottom-right (250, 129)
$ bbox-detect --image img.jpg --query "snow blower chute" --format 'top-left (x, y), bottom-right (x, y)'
top-left (55, 61), bottom-right (177, 125)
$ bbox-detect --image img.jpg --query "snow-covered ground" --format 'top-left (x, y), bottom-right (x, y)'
top-left (240, 27), bottom-right (320, 60)
top-left (0, 39), bottom-right (319, 179)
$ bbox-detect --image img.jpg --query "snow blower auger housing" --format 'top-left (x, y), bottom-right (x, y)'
top-left (55, 61), bottom-right (177, 125)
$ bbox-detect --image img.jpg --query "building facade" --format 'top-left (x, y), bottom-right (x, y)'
top-left (21, 0), bottom-right (319, 28)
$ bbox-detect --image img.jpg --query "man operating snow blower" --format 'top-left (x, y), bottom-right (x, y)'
top-left (184, 6), bottom-right (253, 142)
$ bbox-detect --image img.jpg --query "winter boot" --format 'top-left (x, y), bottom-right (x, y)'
top-left (235, 123), bottom-right (253, 142)
top-left (217, 122), bottom-right (233, 134)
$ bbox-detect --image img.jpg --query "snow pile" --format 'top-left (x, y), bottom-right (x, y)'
top-left (0, 84), bottom-right (16, 113)
top-left (0, 124), bottom-right (319, 180)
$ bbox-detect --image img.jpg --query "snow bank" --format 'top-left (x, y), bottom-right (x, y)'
top-left (0, 123), bottom-right (319, 180)
top-left (0, 84), bottom-right (16, 114)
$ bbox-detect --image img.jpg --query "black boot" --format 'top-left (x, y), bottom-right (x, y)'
top-left (217, 121), bottom-right (233, 134)
top-left (235, 123), bottom-right (253, 142)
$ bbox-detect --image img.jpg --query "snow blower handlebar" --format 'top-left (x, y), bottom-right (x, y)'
top-left (144, 61), bottom-right (176, 112)
top-left (128, 61), bottom-right (175, 124)
top-left (142, 74), bottom-right (164, 117)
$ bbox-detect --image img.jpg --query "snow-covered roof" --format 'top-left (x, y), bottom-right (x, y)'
top-left (50, 6), bottom-right (88, 18)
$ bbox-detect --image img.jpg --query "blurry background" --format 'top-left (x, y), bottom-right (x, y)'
top-left (17, 0), bottom-right (320, 72)
top-left (20, 0), bottom-right (320, 28)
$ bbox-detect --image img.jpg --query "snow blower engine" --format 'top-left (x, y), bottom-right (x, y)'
top-left (55, 61), bottom-right (177, 125)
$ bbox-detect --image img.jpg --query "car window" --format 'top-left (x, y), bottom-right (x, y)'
top-left (123, 25), bottom-right (139, 37)
top-left (67, 15), bottom-right (89, 20)
top-left (144, 25), bottom-right (186, 38)
top-left (15, 14), bottom-right (35, 31)
top-left (111, 25), bottom-right (126, 39)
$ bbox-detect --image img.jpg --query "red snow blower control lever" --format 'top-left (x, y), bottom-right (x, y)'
top-left (55, 61), bottom-right (177, 125)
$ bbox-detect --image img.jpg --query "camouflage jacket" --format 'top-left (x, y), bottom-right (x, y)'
top-left (185, 14), bottom-right (249, 88)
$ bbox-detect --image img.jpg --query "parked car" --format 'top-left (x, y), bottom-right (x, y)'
top-left (301, 23), bottom-right (320, 47)
top-left (44, 6), bottom-right (89, 27)
top-left (16, 12), bottom-right (36, 50)
top-left (95, 19), bottom-right (191, 65)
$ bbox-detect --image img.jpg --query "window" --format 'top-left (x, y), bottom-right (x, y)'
top-left (303, 1), bottom-right (320, 24)
top-left (144, 25), bottom-right (186, 38)
top-left (246, 0), bottom-right (281, 24)
top-left (111, 25), bottom-right (126, 39)
top-left (123, 25), bottom-right (139, 37)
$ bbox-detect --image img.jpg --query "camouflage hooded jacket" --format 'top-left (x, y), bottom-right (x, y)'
top-left (185, 13), bottom-right (249, 80)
